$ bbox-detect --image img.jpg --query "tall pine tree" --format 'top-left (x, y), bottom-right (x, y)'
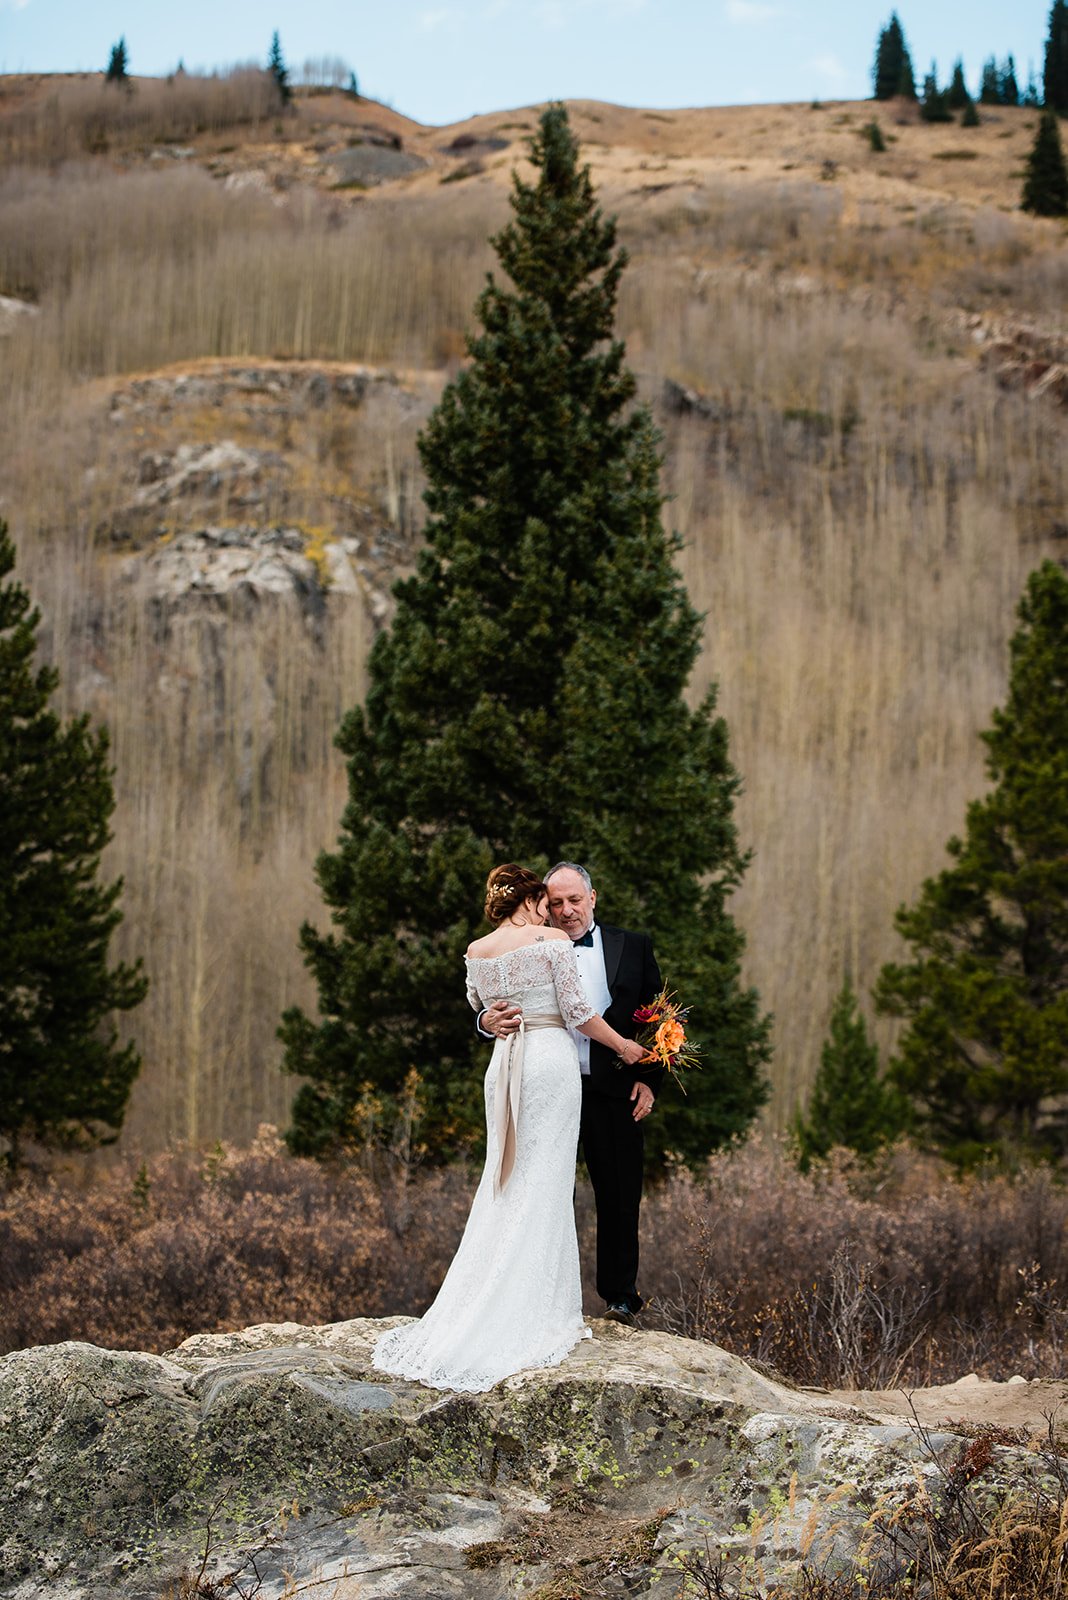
top-left (873, 14), bottom-right (916, 101)
top-left (0, 524), bottom-right (147, 1174)
top-left (105, 38), bottom-right (128, 86)
top-left (920, 65), bottom-right (953, 123)
top-left (1022, 108), bottom-right (1068, 215)
top-left (979, 58), bottom-right (1003, 105)
top-left (791, 979), bottom-right (903, 1171)
top-left (876, 562), bottom-right (1068, 1166)
top-left (280, 106), bottom-right (770, 1169)
top-left (268, 31), bottom-right (291, 105)
top-left (1046, 0), bottom-right (1068, 115)
top-left (946, 59), bottom-right (971, 111)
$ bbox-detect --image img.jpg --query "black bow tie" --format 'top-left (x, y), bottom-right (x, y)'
top-left (573, 930), bottom-right (595, 948)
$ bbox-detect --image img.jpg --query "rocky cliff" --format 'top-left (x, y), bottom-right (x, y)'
top-left (0, 1318), bottom-right (1051, 1600)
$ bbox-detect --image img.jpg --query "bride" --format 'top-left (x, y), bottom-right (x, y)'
top-left (372, 862), bottom-right (645, 1393)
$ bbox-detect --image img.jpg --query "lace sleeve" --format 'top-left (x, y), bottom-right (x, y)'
top-left (464, 960), bottom-right (483, 1014)
top-left (547, 939), bottom-right (596, 1029)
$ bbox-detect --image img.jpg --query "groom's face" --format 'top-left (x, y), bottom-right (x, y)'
top-left (546, 868), bottom-right (596, 940)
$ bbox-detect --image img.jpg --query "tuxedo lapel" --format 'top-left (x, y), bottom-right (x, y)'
top-left (601, 924), bottom-right (625, 994)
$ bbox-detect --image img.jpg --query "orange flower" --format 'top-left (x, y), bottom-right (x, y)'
top-left (655, 1019), bottom-right (686, 1056)
top-left (623, 986), bottom-right (701, 1092)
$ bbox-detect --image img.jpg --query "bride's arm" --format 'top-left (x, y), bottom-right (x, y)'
top-left (578, 1013), bottom-right (646, 1066)
top-left (546, 937), bottom-right (645, 1066)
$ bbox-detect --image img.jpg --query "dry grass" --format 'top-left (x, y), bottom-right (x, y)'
top-left (0, 91), bottom-right (1066, 1147)
top-left (681, 1461), bottom-right (1068, 1598)
top-left (0, 70), bottom-right (281, 164)
top-left (5, 1137), bottom-right (1068, 1392)
top-left (0, 1127), bottom-right (473, 1353)
top-left (640, 1138), bottom-right (1068, 1387)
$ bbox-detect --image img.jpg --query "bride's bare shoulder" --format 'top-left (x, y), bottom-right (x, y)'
top-left (539, 928), bottom-right (570, 944)
top-left (466, 931), bottom-right (498, 958)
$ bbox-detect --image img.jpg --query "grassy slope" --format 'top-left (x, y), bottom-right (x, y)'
top-left (0, 77), bottom-right (1065, 1152)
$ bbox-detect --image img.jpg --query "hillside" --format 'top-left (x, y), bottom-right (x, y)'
top-left (0, 76), bottom-right (1065, 1153)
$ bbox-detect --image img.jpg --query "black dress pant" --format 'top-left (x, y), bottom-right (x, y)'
top-left (579, 1077), bottom-right (644, 1312)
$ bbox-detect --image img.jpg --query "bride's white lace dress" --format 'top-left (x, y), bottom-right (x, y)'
top-left (372, 937), bottom-right (596, 1393)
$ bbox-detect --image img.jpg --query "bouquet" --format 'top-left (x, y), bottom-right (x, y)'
top-left (631, 989), bottom-right (701, 1092)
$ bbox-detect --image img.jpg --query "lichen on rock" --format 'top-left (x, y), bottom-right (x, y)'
top-left (0, 1319), bottom-right (1046, 1599)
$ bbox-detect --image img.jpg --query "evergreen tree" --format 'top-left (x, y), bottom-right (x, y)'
top-left (1046, 0), bottom-right (1068, 114)
top-left (268, 31), bottom-right (291, 105)
top-left (0, 524), bottom-right (147, 1175)
top-left (962, 96), bottom-right (981, 127)
top-left (1023, 66), bottom-right (1043, 108)
top-left (896, 53), bottom-right (918, 100)
top-left (348, 70), bottom-right (359, 100)
top-left (873, 13), bottom-right (916, 101)
top-left (980, 57), bottom-right (1002, 104)
top-left (1022, 107), bottom-right (1068, 214)
top-left (876, 562), bottom-right (1068, 1166)
top-left (280, 106), bottom-right (771, 1169)
top-left (865, 118), bottom-right (887, 152)
top-left (1001, 55), bottom-right (1021, 106)
top-left (946, 59), bottom-right (971, 110)
top-left (920, 65), bottom-right (953, 123)
top-left (791, 979), bottom-right (903, 1171)
top-left (105, 38), bottom-right (128, 85)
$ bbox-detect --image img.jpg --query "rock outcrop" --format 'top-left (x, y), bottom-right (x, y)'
top-left (52, 359), bottom-right (440, 789)
top-left (0, 1319), bottom-right (1046, 1600)
top-left (0, 295), bottom-right (39, 338)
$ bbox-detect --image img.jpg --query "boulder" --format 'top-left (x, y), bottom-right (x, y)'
top-left (0, 296), bottom-right (40, 338)
top-left (0, 1320), bottom-right (1043, 1599)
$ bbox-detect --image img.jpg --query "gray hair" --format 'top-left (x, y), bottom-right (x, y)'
top-left (546, 860), bottom-right (593, 893)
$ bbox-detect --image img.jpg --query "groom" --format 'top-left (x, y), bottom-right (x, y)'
top-left (479, 861), bottom-right (662, 1325)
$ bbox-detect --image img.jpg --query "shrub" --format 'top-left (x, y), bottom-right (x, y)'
top-left (7, 1136), bottom-right (1068, 1392)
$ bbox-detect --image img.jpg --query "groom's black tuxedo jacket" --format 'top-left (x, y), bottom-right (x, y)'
top-left (587, 924), bottom-right (664, 1101)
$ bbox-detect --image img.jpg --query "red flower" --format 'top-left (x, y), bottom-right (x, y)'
top-left (633, 1004), bottom-right (661, 1024)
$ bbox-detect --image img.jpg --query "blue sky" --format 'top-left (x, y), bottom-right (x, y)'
top-left (0, 0), bottom-right (1050, 126)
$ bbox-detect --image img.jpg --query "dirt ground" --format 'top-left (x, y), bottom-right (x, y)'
top-left (832, 1372), bottom-right (1068, 1439)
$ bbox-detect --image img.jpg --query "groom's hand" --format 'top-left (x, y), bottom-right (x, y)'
top-left (630, 1082), bottom-right (654, 1122)
top-left (481, 1000), bottom-right (523, 1038)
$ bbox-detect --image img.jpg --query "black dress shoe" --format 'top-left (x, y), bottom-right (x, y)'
top-left (603, 1302), bottom-right (637, 1327)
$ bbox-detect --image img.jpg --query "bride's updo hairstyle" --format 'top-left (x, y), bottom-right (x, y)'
top-left (484, 863), bottom-right (548, 925)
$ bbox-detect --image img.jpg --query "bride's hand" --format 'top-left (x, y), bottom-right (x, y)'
top-left (616, 1038), bottom-right (647, 1068)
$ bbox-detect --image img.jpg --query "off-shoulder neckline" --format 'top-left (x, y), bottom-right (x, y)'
top-left (465, 935), bottom-right (569, 963)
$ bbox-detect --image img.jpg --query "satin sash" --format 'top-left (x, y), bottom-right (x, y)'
top-left (494, 1012), bottom-right (566, 1196)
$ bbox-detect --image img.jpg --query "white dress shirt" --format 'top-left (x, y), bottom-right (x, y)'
top-left (570, 922), bottom-right (611, 1074)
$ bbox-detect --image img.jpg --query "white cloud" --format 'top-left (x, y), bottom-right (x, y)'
top-left (418, 7), bottom-right (462, 31)
top-left (485, 0), bottom-right (645, 24)
top-left (808, 52), bottom-right (848, 82)
top-left (725, 0), bottom-right (782, 22)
